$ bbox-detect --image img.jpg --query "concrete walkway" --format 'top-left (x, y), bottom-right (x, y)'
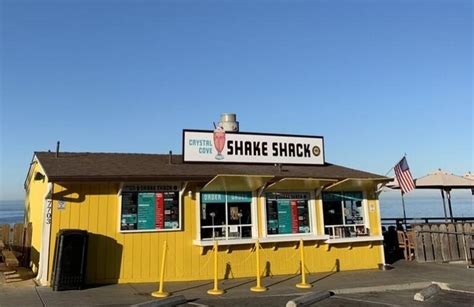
top-left (1, 261), bottom-right (473, 306)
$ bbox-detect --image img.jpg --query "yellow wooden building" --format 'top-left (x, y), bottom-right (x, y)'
top-left (24, 124), bottom-right (390, 286)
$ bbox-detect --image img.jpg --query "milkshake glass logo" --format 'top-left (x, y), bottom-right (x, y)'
top-left (213, 127), bottom-right (226, 160)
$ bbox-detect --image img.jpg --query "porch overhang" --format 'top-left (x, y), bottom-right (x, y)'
top-left (201, 174), bottom-right (274, 192)
top-left (266, 178), bottom-right (337, 191)
top-left (324, 178), bottom-right (392, 192)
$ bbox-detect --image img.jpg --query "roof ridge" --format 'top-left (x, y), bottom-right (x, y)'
top-left (35, 151), bottom-right (184, 156)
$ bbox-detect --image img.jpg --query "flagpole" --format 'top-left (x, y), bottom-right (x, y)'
top-left (401, 191), bottom-right (407, 231)
top-left (384, 153), bottom-right (408, 177)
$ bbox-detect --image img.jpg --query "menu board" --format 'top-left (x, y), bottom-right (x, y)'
top-left (120, 183), bottom-right (180, 231)
top-left (266, 192), bottom-right (310, 235)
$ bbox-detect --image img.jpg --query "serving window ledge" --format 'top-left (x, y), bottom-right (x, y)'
top-left (193, 239), bottom-right (257, 247)
top-left (259, 235), bottom-right (329, 244)
top-left (325, 235), bottom-right (384, 244)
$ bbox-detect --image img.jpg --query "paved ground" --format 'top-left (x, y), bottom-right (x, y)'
top-left (1, 261), bottom-right (474, 306)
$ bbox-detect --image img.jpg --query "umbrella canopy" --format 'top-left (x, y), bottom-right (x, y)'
top-left (464, 172), bottom-right (474, 181)
top-left (415, 169), bottom-right (474, 189)
top-left (415, 169), bottom-right (474, 221)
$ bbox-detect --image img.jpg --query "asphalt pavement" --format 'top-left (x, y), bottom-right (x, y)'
top-left (1, 261), bottom-right (473, 306)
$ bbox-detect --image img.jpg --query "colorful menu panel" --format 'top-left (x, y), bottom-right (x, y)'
top-left (297, 200), bottom-right (310, 233)
top-left (291, 200), bottom-right (299, 233)
top-left (164, 192), bottom-right (180, 229)
top-left (121, 192), bottom-right (138, 230)
top-left (277, 200), bottom-right (292, 234)
top-left (138, 193), bottom-right (156, 230)
top-left (155, 193), bottom-right (164, 229)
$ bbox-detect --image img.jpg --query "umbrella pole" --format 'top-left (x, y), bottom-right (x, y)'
top-left (401, 191), bottom-right (407, 231)
top-left (440, 189), bottom-right (448, 222)
top-left (446, 189), bottom-right (454, 222)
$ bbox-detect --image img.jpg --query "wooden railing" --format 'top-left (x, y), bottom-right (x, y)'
top-left (0, 223), bottom-right (32, 267)
top-left (382, 217), bottom-right (474, 229)
top-left (410, 222), bottom-right (473, 264)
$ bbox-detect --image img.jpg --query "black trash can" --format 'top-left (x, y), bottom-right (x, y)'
top-left (51, 229), bottom-right (88, 291)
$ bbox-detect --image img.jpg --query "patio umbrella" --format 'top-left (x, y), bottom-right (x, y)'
top-left (415, 169), bottom-right (474, 221)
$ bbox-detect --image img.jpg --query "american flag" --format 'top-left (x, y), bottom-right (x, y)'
top-left (394, 157), bottom-right (415, 194)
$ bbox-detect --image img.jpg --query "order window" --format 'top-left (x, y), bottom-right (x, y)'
top-left (200, 192), bottom-right (253, 240)
top-left (322, 191), bottom-right (368, 238)
top-left (120, 183), bottom-right (181, 232)
top-left (265, 192), bottom-right (311, 235)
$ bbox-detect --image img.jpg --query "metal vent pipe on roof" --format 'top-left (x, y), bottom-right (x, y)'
top-left (218, 113), bottom-right (239, 132)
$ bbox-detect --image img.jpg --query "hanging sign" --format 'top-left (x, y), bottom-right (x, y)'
top-left (183, 130), bottom-right (324, 165)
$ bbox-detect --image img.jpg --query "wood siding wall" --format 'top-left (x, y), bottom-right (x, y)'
top-left (47, 182), bottom-right (383, 284)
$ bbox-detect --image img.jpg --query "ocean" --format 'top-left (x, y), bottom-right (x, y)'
top-left (0, 192), bottom-right (472, 225)
top-left (379, 189), bottom-right (474, 219)
top-left (0, 200), bottom-right (25, 224)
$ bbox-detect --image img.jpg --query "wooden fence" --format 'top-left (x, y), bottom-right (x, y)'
top-left (412, 223), bottom-right (473, 264)
top-left (0, 223), bottom-right (32, 266)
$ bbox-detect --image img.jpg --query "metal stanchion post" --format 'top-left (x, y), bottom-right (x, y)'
top-left (152, 241), bottom-right (171, 297)
top-left (207, 240), bottom-right (224, 295)
top-left (296, 239), bottom-right (312, 289)
top-left (250, 240), bottom-right (267, 292)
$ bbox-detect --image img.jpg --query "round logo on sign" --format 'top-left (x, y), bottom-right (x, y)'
top-left (312, 146), bottom-right (321, 157)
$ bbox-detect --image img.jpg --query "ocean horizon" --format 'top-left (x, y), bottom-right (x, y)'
top-left (1, 192), bottom-right (472, 225)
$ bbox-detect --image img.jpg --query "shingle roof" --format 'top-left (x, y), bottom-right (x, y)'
top-left (34, 151), bottom-right (388, 182)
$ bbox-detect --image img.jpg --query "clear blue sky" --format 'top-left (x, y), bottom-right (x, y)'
top-left (1, 0), bottom-right (472, 201)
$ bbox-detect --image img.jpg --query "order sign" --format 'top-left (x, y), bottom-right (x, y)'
top-left (183, 130), bottom-right (324, 165)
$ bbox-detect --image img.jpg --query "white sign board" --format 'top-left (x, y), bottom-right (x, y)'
top-left (183, 130), bottom-right (324, 165)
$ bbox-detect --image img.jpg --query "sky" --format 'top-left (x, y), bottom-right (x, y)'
top-left (0, 0), bottom-right (472, 201)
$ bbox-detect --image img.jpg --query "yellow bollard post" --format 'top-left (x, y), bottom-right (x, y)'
top-left (207, 240), bottom-right (224, 295)
top-left (152, 241), bottom-right (171, 298)
top-left (296, 239), bottom-right (312, 289)
top-left (250, 240), bottom-right (267, 292)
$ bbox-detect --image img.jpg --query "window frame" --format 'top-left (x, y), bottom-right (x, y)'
top-left (195, 191), bottom-right (258, 243)
top-left (321, 191), bottom-right (370, 238)
top-left (261, 190), bottom-right (317, 238)
top-left (117, 182), bottom-right (183, 233)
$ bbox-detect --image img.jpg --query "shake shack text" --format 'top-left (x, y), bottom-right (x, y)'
top-left (227, 140), bottom-right (312, 157)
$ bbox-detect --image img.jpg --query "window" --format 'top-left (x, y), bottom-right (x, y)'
top-left (322, 192), bottom-right (368, 238)
top-left (265, 192), bottom-right (311, 235)
top-left (120, 183), bottom-right (181, 232)
top-left (200, 192), bottom-right (253, 240)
